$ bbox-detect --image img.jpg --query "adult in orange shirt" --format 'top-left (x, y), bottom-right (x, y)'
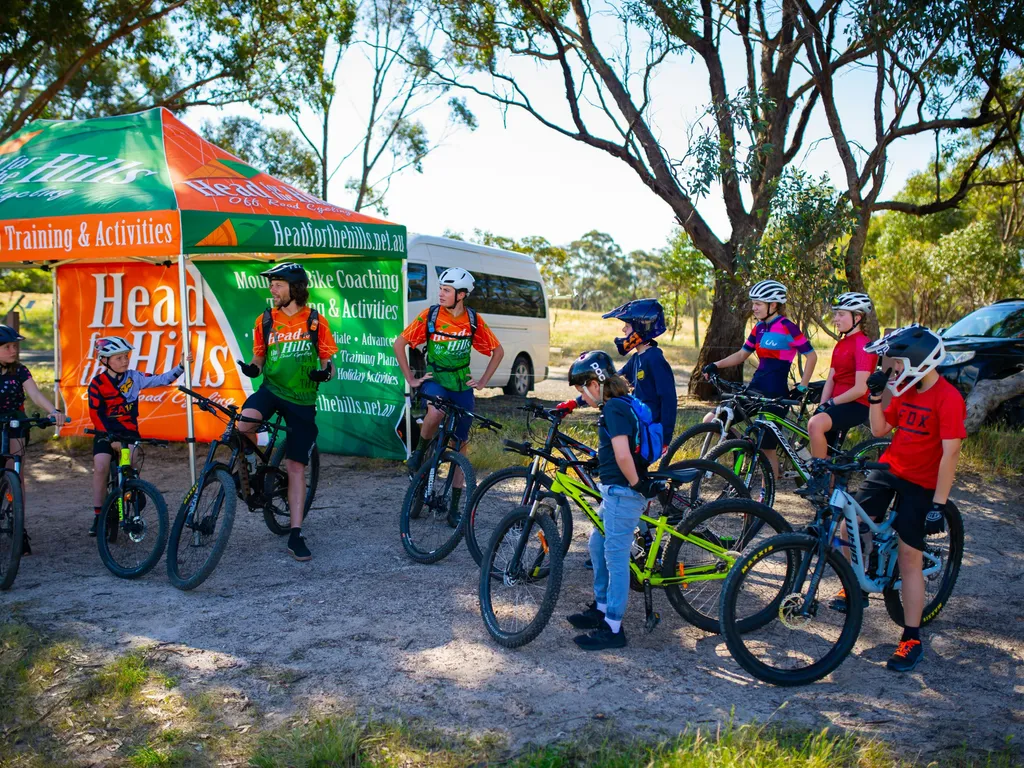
top-left (393, 268), bottom-right (504, 522)
top-left (236, 262), bottom-right (338, 562)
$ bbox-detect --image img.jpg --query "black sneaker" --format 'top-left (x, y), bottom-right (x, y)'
top-left (886, 639), bottom-right (923, 672)
top-left (21, 530), bottom-right (31, 556)
top-left (567, 602), bottom-right (605, 630)
top-left (288, 534), bottom-right (312, 562)
top-left (88, 515), bottom-right (100, 537)
top-left (446, 507), bottom-right (461, 529)
top-left (406, 449), bottom-right (424, 474)
top-left (584, 557), bottom-right (594, 571)
top-left (574, 623), bottom-right (627, 651)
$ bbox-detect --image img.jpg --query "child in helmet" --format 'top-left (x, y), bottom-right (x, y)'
top-left (702, 279), bottom-right (817, 477)
top-left (0, 324), bottom-right (66, 554)
top-left (807, 292), bottom-right (877, 458)
top-left (88, 336), bottom-right (191, 537)
top-left (854, 325), bottom-right (965, 672)
top-left (565, 350), bottom-right (652, 651)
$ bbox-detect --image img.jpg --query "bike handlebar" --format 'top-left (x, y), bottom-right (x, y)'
top-left (84, 428), bottom-right (169, 447)
top-left (0, 413), bottom-right (61, 429)
top-left (502, 438), bottom-right (597, 471)
top-left (810, 457), bottom-right (890, 475)
top-left (177, 386), bottom-right (291, 432)
top-left (419, 392), bottom-right (504, 432)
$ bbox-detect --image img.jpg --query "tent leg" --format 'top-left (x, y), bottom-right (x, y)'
top-left (177, 253), bottom-right (196, 485)
top-left (51, 268), bottom-right (61, 433)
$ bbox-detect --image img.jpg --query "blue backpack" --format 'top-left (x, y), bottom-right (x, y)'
top-left (623, 395), bottom-right (663, 467)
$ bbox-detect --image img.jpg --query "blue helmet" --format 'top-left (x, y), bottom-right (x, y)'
top-left (602, 298), bottom-right (666, 355)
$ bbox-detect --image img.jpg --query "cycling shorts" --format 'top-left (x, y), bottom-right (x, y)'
top-left (820, 401), bottom-right (869, 449)
top-left (854, 469), bottom-right (933, 551)
top-left (243, 386), bottom-right (317, 465)
top-left (420, 380), bottom-right (474, 443)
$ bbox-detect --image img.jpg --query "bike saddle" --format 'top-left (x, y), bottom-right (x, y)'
top-left (648, 469), bottom-right (701, 485)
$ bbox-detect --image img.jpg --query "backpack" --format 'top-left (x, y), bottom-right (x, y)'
top-left (261, 307), bottom-right (320, 359)
top-left (623, 394), bottom-right (663, 467)
top-left (425, 304), bottom-right (478, 372)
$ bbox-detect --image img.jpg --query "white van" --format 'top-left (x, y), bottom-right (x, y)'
top-left (406, 234), bottom-right (549, 396)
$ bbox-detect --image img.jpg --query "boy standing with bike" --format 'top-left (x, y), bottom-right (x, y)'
top-left (236, 263), bottom-right (337, 562)
top-left (393, 268), bottom-right (504, 520)
top-left (858, 325), bottom-right (965, 672)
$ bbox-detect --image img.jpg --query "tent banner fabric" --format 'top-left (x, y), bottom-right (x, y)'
top-left (56, 259), bottom-right (407, 459)
top-left (0, 109), bottom-right (406, 262)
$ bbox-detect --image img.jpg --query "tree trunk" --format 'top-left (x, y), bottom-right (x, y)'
top-left (671, 289), bottom-right (680, 340)
top-left (964, 370), bottom-right (1024, 433)
top-left (688, 274), bottom-right (747, 399)
top-left (845, 212), bottom-right (880, 338)
top-left (691, 294), bottom-right (700, 350)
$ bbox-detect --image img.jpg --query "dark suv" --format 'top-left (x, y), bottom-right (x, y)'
top-left (938, 299), bottom-right (1024, 426)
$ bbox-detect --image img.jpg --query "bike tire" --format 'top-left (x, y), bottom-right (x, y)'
top-left (96, 478), bottom-right (169, 579)
top-left (662, 421), bottom-right (737, 466)
top-left (0, 471), bottom-right (25, 591)
top-left (479, 507), bottom-right (563, 648)
top-left (464, 466), bottom-right (573, 567)
top-left (263, 443), bottom-right (321, 535)
top-left (167, 469), bottom-right (237, 591)
top-left (399, 450), bottom-right (476, 564)
top-left (883, 500), bottom-right (964, 627)
top-left (705, 439), bottom-right (776, 507)
top-left (720, 532), bottom-right (864, 686)
top-left (662, 497), bottom-right (791, 633)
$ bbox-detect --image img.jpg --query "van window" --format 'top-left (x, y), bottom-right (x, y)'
top-left (408, 262), bottom-right (427, 301)
top-left (434, 266), bottom-right (546, 318)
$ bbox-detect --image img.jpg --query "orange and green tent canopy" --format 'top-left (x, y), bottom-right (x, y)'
top-left (0, 108), bottom-right (406, 263)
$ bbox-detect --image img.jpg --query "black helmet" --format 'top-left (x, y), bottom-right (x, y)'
top-left (0, 325), bottom-right (25, 344)
top-left (260, 262), bottom-right (308, 284)
top-left (568, 350), bottom-right (617, 386)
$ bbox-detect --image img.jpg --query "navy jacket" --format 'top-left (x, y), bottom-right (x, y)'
top-left (620, 345), bottom-right (677, 443)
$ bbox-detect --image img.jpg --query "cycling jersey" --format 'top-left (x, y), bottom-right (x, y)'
top-left (401, 306), bottom-right (500, 392)
top-left (252, 306), bottom-right (338, 407)
top-left (830, 332), bottom-right (876, 406)
top-left (0, 364), bottom-right (31, 413)
top-left (619, 344), bottom-right (677, 443)
top-left (743, 315), bottom-right (813, 397)
top-left (88, 365), bottom-right (185, 436)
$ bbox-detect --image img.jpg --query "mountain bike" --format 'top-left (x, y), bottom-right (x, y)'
top-left (478, 445), bottom-right (791, 648)
top-left (85, 429), bottom-right (170, 579)
top-left (399, 392), bottom-right (503, 564)
top-left (0, 413), bottom-right (58, 591)
top-left (706, 393), bottom-right (889, 507)
top-left (167, 387), bottom-right (318, 590)
top-left (718, 456), bottom-right (964, 686)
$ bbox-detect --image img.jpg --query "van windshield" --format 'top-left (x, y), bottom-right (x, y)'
top-left (944, 304), bottom-right (1024, 338)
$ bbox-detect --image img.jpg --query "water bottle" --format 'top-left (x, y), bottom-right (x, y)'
top-left (797, 444), bottom-right (812, 462)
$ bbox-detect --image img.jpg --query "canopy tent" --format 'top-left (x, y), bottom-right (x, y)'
top-left (0, 108), bottom-right (410, 477)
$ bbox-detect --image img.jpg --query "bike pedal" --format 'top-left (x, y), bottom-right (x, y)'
top-left (645, 612), bottom-right (661, 633)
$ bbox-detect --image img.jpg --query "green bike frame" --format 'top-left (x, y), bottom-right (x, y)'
top-left (114, 445), bottom-right (133, 522)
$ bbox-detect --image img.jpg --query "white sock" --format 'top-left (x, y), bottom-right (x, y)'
top-left (605, 617), bottom-right (621, 633)
top-left (596, 602), bottom-right (607, 614)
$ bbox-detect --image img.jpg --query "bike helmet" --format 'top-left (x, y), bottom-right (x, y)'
top-left (568, 350), bottom-right (617, 386)
top-left (438, 267), bottom-right (475, 294)
top-left (832, 291), bottom-right (873, 314)
top-left (602, 298), bottom-right (667, 355)
top-left (0, 325), bottom-right (24, 344)
top-left (95, 336), bottom-right (133, 357)
top-left (260, 262), bottom-right (308, 284)
top-left (749, 280), bottom-right (787, 304)
top-left (864, 324), bottom-right (945, 396)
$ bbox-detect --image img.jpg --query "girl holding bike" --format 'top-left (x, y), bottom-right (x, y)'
top-left (807, 292), bottom-right (877, 459)
top-left (565, 350), bottom-right (650, 651)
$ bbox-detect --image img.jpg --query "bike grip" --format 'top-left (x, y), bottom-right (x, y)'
top-left (501, 439), bottom-right (530, 453)
top-left (863, 461), bottom-right (890, 471)
top-left (780, 398), bottom-right (802, 407)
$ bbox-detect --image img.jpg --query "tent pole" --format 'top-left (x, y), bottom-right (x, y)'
top-left (177, 252), bottom-right (197, 484)
top-left (402, 261), bottom-right (411, 458)
top-left (51, 267), bottom-right (61, 431)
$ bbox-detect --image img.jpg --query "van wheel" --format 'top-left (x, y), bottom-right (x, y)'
top-left (504, 354), bottom-right (533, 397)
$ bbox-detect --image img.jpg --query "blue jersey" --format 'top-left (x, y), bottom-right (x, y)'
top-left (620, 344), bottom-right (677, 443)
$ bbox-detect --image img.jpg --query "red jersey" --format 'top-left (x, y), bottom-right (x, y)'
top-left (831, 333), bottom-right (877, 406)
top-left (880, 377), bottom-right (966, 489)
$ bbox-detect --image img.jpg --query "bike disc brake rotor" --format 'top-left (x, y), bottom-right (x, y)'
top-left (779, 592), bottom-right (815, 629)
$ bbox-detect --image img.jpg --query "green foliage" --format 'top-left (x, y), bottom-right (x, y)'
top-left (0, 269), bottom-right (50, 293)
top-left (202, 116), bottom-right (320, 194)
top-left (474, 230), bottom-right (572, 293)
top-left (659, 229), bottom-right (712, 341)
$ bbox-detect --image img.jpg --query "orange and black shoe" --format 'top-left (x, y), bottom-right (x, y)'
top-left (886, 638), bottom-right (923, 672)
top-left (828, 587), bottom-right (869, 613)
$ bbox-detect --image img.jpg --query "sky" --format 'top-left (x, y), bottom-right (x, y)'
top-left (183, 15), bottom-right (945, 255)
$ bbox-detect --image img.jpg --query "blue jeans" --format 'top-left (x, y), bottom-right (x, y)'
top-left (590, 484), bottom-right (646, 623)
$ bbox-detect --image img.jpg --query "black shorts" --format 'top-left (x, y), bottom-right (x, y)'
top-left (821, 401), bottom-right (869, 448)
top-left (92, 433), bottom-right (139, 457)
top-left (243, 386), bottom-right (318, 465)
top-left (854, 470), bottom-right (934, 551)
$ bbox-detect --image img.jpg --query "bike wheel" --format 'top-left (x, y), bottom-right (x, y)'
top-left (167, 469), bottom-right (237, 591)
top-left (720, 532), bottom-right (864, 686)
top-left (846, 437), bottom-right (891, 496)
top-left (399, 450), bottom-right (476, 564)
top-left (263, 443), bottom-right (321, 536)
top-left (0, 471), bottom-right (25, 591)
top-left (662, 421), bottom-right (736, 465)
top-left (661, 498), bottom-right (791, 633)
top-left (96, 478), bottom-right (168, 579)
top-left (883, 500), bottom-right (964, 627)
top-left (479, 507), bottom-right (563, 648)
top-left (464, 466), bottom-right (573, 567)
top-left (706, 439), bottom-right (776, 507)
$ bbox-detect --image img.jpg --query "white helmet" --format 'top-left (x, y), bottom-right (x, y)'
top-left (95, 336), bottom-right (133, 357)
top-left (832, 291), bottom-right (873, 314)
top-left (438, 267), bottom-right (475, 294)
top-left (864, 325), bottom-right (945, 396)
top-left (749, 280), bottom-right (787, 304)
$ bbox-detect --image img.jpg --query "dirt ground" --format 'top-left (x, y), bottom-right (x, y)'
top-left (2, 419), bottom-right (1023, 759)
